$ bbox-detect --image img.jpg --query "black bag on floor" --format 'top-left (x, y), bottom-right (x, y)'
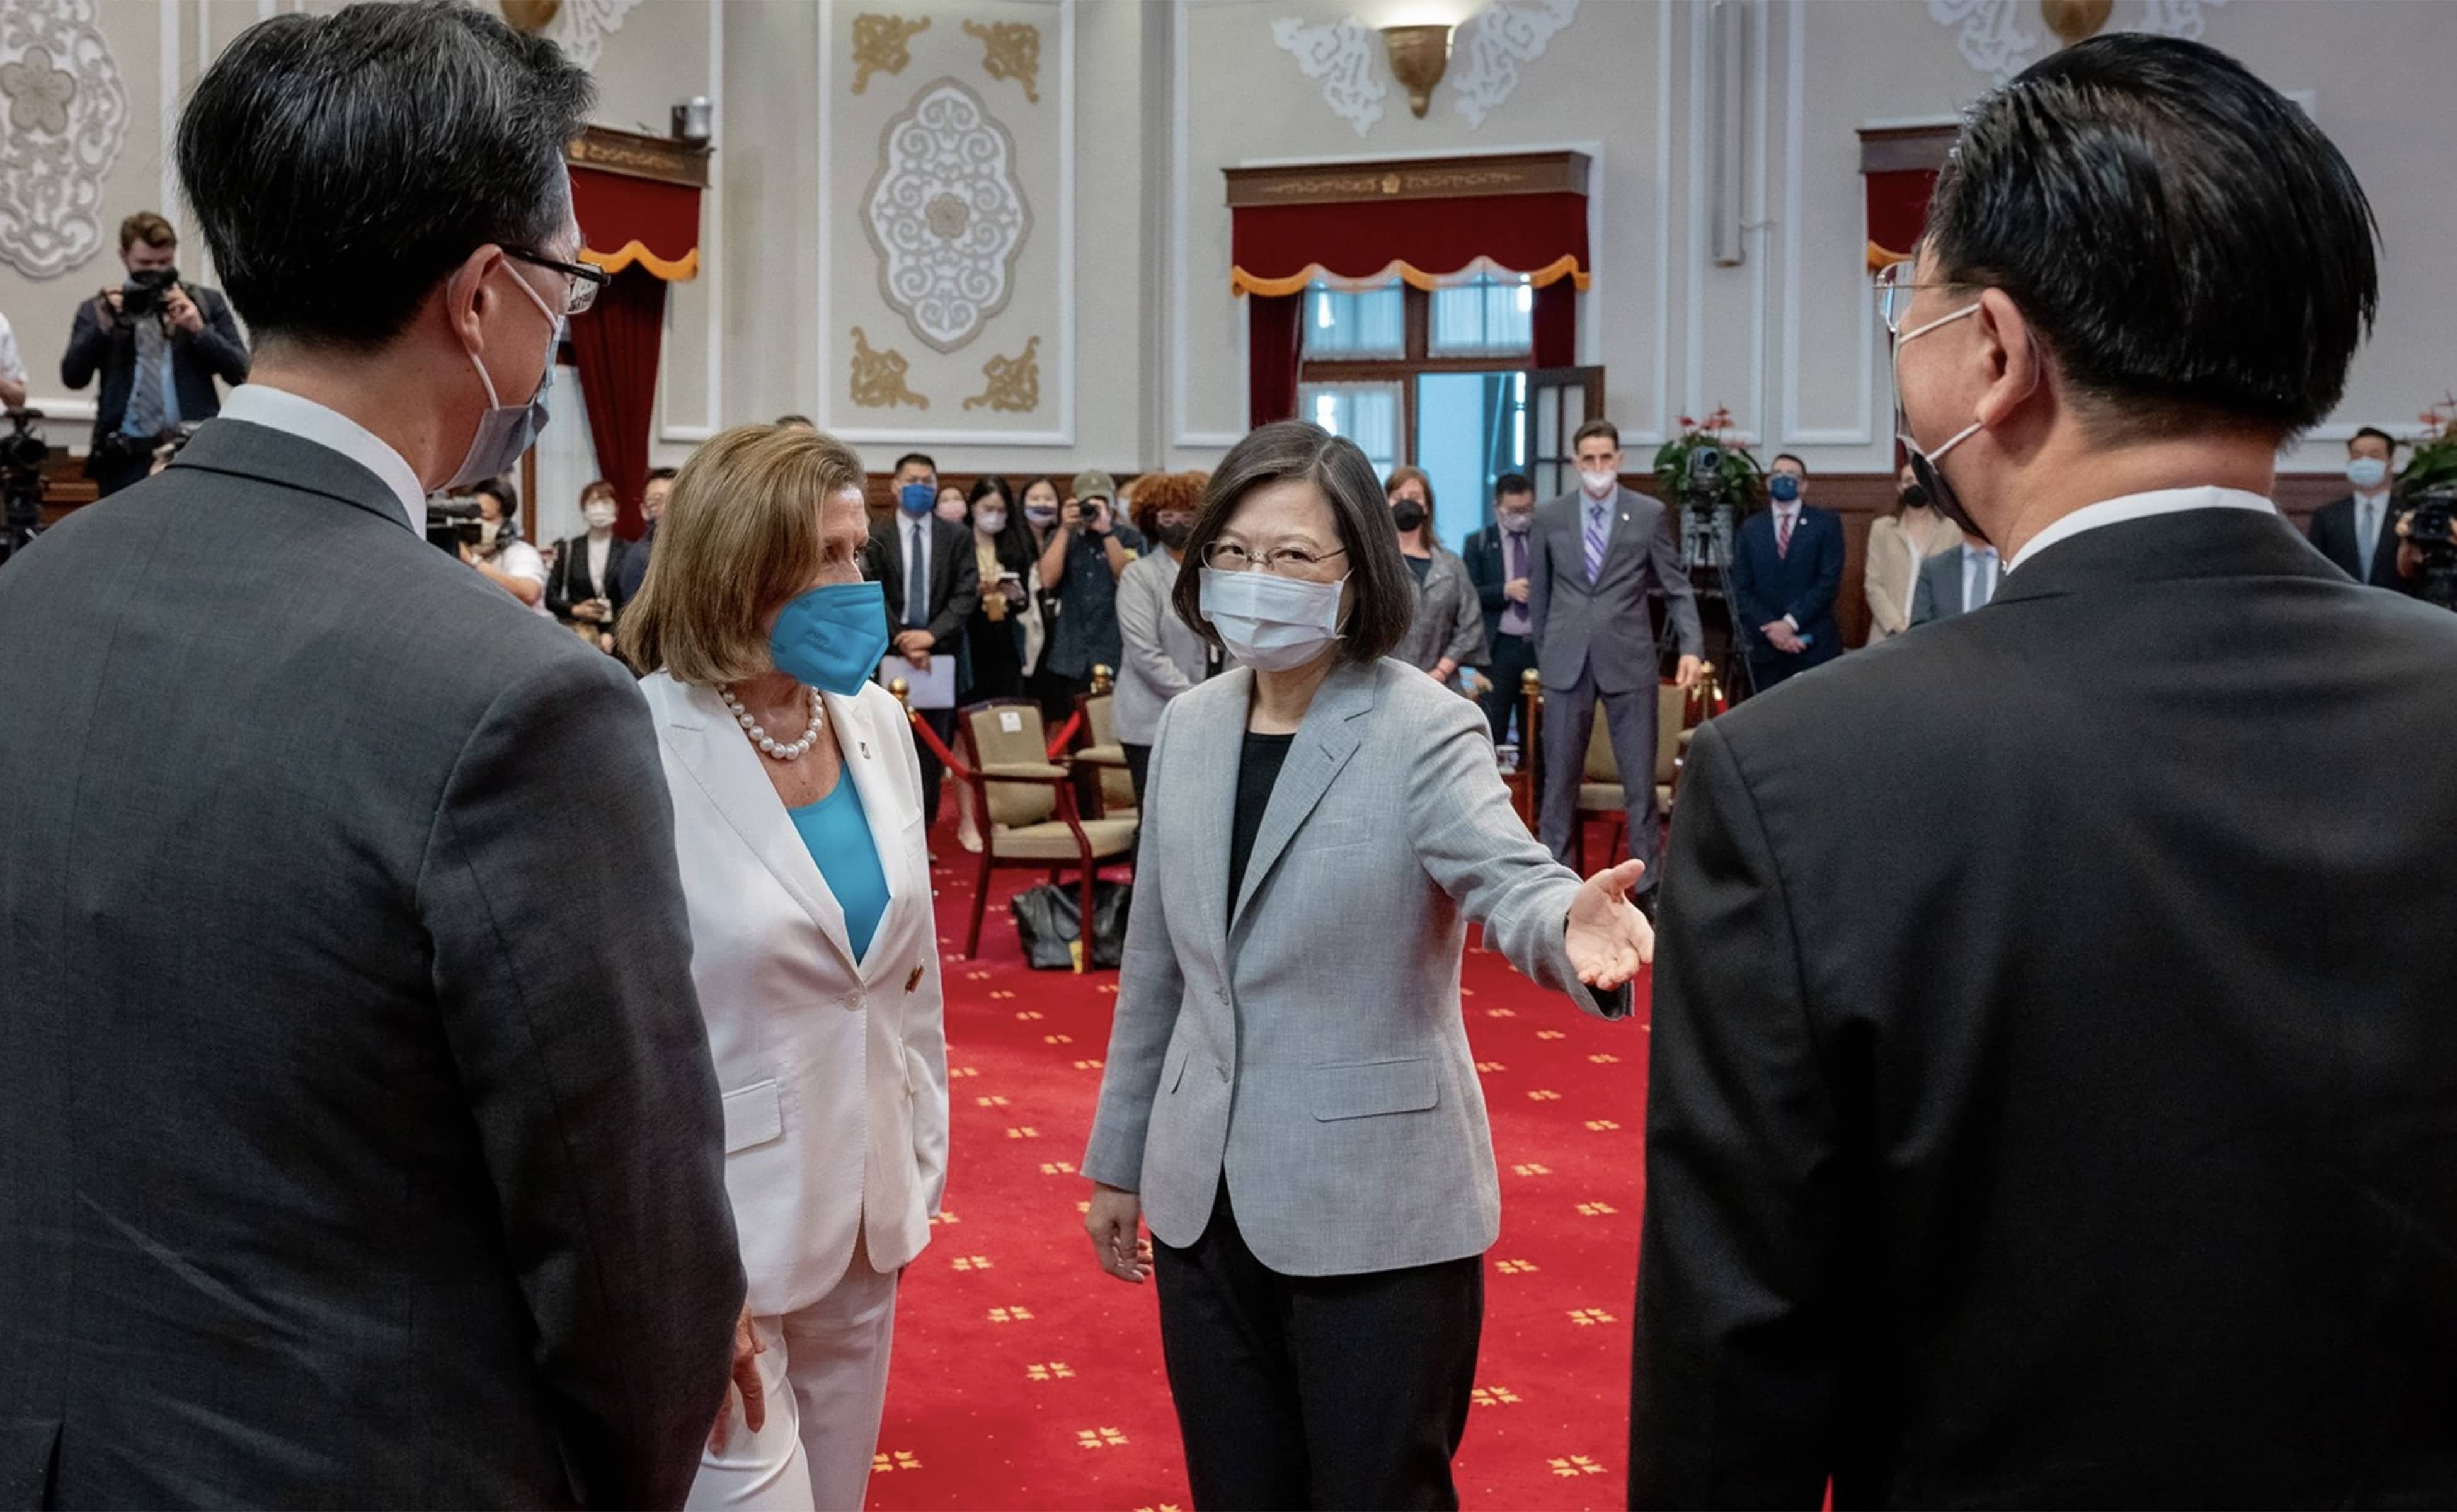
top-left (1009, 880), bottom-right (1131, 971)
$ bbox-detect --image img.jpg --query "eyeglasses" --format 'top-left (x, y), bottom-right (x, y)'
top-left (1874, 260), bottom-right (1955, 338)
top-left (503, 246), bottom-right (609, 316)
top-left (1200, 541), bottom-right (1348, 576)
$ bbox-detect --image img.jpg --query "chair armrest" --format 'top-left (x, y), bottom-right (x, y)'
top-left (978, 761), bottom-right (1072, 782)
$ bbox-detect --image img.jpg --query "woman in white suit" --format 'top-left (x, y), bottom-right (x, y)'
top-left (618, 424), bottom-right (951, 1512)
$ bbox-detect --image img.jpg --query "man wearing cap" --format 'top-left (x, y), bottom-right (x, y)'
top-left (1036, 467), bottom-right (1146, 707)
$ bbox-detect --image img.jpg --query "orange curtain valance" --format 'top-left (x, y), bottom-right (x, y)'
top-left (1232, 253), bottom-right (1588, 299)
top-left (568, 164), bottom-right (702, 284)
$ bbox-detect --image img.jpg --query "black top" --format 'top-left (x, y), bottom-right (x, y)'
top-left (1225, 730), bottom-right (1297, 916)
top-left (1627, 507), bottom-right (2457, 1509)
top-left (1404, 551), bottom-right (1433, 583)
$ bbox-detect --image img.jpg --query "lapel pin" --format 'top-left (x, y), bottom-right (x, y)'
top-left (859, 739), bottom-right (872, 759)
top-left (905, 964), bottom-right (925, 994)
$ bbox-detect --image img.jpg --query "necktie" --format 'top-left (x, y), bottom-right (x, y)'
top-left (905, 520), bottom-right (929, 629)
top-left (1583, 502), bottom-right (1608, 581)
top-left (125, 316), bottom-right (169, 438)
top-left (2359, 498), bottom-right (2378, 571)
top-left (1776, 510), bottom-right (1794, 560)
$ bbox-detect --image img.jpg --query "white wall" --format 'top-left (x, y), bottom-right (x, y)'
top-left (4, 0), bottom-right (2445, 488)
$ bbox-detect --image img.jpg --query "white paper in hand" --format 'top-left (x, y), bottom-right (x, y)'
top-left (882, 653), bottom-right (958, 709)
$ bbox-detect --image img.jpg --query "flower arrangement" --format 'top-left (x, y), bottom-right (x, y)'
top-left (2401, 394), bottom-right (2457, 492)
top-left (1651, 406), bottom-right (1763, 510)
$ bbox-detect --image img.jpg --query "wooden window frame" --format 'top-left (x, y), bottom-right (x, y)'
top-left (1299, 284), bottom-right (1533, 466)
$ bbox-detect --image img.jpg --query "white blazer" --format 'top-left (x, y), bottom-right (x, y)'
top-left (641, 672), bottom-right (951, 1316)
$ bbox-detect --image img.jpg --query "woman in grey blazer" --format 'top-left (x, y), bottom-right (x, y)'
top-left (1080, 421), bottom-right (1652, 1511)
top-left (1114, 469), bottom-right (1217, 803)
top-left (1384, 466), bottom-right (1489, 684)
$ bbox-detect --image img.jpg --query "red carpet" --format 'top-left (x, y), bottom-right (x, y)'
top-left (871, 819), bottom-right (1651, 1511)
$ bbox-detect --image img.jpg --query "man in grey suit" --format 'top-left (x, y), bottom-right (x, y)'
top-left (1528, 418), bottom-right (1705, 885)
top-left (1910, 531), bottom-right (2002, 624)
top-left (0, 6), bottom-right (743, 1507)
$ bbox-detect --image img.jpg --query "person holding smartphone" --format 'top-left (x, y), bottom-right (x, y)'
top-left (1036, 468), bottom-right (1145, 711)
top-left (960, 474), bottom-right (1038, 702)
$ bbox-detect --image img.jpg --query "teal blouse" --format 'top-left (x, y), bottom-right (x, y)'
top-left (787, 774), bottom-right (891, 961)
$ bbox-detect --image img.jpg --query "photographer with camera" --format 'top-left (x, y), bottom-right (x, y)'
top-left (2393, 488), bottom-right (2457, 610)
top-left (59, 212), bottom-right (249, 496)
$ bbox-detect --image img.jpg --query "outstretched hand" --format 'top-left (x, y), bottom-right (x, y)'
top-left (1565, 858), bottom-right (1654, 990)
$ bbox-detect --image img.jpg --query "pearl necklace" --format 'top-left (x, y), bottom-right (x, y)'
top-left (721, 684), bottom-right (823, 762)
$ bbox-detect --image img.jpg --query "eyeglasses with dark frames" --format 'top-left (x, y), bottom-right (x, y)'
top-left (502, 246), bottom-right (609, 316)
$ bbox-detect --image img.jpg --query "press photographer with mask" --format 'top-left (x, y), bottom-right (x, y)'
top-left (59, 212), bottom-right (250, 496)
top-left (0, 6), bottom-right (744, 1504)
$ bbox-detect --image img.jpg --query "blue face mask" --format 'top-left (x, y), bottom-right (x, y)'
top-left (898, 483), bottom-right (936, 517)
top-left (445, 265), bottom-right (561, 491)
top-left (769, 581), bottom-right (891, 696)
top-left (1767, 472), bottom-right (1802, 503)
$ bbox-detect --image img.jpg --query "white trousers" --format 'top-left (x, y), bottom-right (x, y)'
top-left (685, 1249), bottom-right (900, 1512)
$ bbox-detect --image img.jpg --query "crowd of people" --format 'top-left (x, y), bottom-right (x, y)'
top-left (3, 4), bottom-right (2456, 1511)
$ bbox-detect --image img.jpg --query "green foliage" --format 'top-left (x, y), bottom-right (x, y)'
top-left (1650, 406), bottom-right (1764, 510)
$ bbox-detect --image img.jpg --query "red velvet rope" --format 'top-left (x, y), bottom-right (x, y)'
top-left (1044, 711), bottom-right (1082, 757)
top-left (902, 703), bottom-right (1084, 772)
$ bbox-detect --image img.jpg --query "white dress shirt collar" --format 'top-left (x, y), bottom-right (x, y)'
top-left (216, 383), bottom-right (428, 536)
top-left (2007, 485), bottom-right (2275, 573)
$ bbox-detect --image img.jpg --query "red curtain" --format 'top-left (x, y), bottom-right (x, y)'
top-left (567, 266), bottom-right (667, 539)
top-left (1230, 190), bottom-right (1589, 296)
top-left (1247, 294), bottom-right (1304, 430)
top-left (1532, 280), bottom-right (1576, 369)
top-left (1865, 168), bottom-right (1939, 267)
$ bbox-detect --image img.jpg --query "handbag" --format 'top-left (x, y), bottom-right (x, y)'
top-left (1008, 880), bottom-right (1132, 971)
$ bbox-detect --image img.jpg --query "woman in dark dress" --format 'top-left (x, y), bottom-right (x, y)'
top-left (959, 475), bottom-right (1038, 702)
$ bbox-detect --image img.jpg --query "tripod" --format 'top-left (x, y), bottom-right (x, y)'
top-left (0, 473), bottom-right (42, 566)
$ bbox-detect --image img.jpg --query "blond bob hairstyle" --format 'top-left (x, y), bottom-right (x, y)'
top-left (618, 423), bottom-right (868, 685)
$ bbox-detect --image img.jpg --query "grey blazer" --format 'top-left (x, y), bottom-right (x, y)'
top-left (0, 420), bottom-right (743, 1509)
top-left (1912, 545), bottom-right (1991, 624)
top-left (1391, 542), bottom-right (1491, 675)
top-left (1080, 659), bottom-right (1629, 1276)
top-left (1528, 485), bottom-right (1704, 694)
top-left (1111, 548), bottom-right (1211, 745)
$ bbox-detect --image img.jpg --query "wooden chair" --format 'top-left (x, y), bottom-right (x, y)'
top-left (1570, 681), bottom-right (1695, 873)
top-left (1070, 665), bottom-right (1137, 819)
top-left (954, 698), bottom-right (1138, 960)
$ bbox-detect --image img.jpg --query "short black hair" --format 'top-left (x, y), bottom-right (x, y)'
top-left (1771, 452), bottom-right (1807, 475)
top-left (1925, 33), bottom-right (2376, 442)
top-left (2347, 427), bottom-right (2398, 454)
top-left (1492, 472), bottom-right (1535, 500)
top-left (1172, 421), bottom-right (1413, 668)
top-left (178, 1), bottom-right (592, 351)
top-left (646, 467), bottom-right (679, 484)
top-left (774, 415), bottom-right (816, 430)
top-left (893, 452), bottom-right (936, 476)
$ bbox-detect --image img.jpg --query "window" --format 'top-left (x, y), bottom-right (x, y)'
top-left (1428, 275), bottom-right (1535, 357)
top-left (1298, 381), bottom-right (1404, 477)
top-left (1303, 284), bottom-right (1405, 358)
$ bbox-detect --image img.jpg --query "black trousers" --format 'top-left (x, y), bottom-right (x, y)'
top-left (909, 708), bottom-right (955, 832)
top-left (1480, 630), bottom-right (1537, 748)
top-left (1154, 1184), bottom-right (1483, 1511)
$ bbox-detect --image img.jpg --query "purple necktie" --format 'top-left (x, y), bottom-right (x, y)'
top-left (1584, 502), bottom-right (1608, 581)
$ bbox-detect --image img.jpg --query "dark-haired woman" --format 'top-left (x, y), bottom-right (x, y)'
top-left (1078, 420), bottom-right (1653, 1509)
top-left (959, 475), bottom-right (1038, 703)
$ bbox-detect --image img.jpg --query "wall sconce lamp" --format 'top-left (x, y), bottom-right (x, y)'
top-left (1380, 24), bottom-right (1453, 119)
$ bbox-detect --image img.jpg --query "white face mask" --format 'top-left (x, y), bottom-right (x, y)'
top-left (1579, 468), bottom-right (1618, 498)
top-left (934, 496), bottom-right (970, 524)
top-left (1199, 566), bottom-right (1346, 672)
top-left (582, 503), bottom-right (616, 530)
top-left (975, 507), bottom-right (1007, 535)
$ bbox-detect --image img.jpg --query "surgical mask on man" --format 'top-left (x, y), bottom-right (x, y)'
top-left (1892, 298), bottom-right (1996, 543)
top-left (2347, 456), bottom-right (2389, 490)
top-left (1579, 469), bottom-right (1618, 498)
top-left (1198, 566), bottom-right (1346, 672)
top-left (1499, 508), bottom-right (1532, 534)
top-left (898, 483), bottom-right (935, 517)
top-left (445, 265), bottom-right (561, 491)
top-left (1768, 473), bottom-right (1802, 504)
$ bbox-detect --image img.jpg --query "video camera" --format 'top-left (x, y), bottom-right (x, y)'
top-left (2402, 484), bottom-right (2457, 611)
top-left (1678, 442), bottom-right (1738, 570)
top-left (425, 498), bottom-right (486, 554)
top-left (3, 408), bottom-right (50, 566)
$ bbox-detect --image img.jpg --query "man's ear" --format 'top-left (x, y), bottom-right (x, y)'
top-left (440, 244), bottom-right (505, 356)
top-left (1973, 287), bottom-right (2045, 430)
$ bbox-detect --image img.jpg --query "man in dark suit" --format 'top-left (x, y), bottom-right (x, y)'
top-left (1726, 452), bottom-right (1844, 691)
top-left (1528, 419), bottom-right (1704, 886)
top-left (866, 450), bottom-right (980, 832)
top-left (59, 211), bottom-right (251, 496)
top-left (1462, 471), bottom-right (1540, 748)
top-left (1630, 35), bottom-right (2457, 1508)
top-left (2305, 425), bottom-right (2410, 590)
top-left (0, 8), bottom-right (745, 1506)
top-left (1909, 530), bottom-right (1998, 624)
